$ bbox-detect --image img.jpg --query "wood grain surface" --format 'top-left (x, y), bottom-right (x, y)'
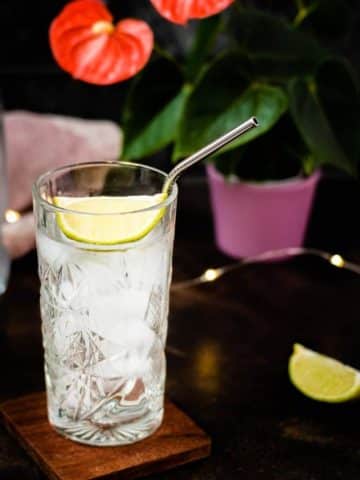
top-left (0, 392), bottom-right (210, 480)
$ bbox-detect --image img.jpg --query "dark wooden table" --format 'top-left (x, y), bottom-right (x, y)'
top-left (1, 176), bottom-right (360, 480)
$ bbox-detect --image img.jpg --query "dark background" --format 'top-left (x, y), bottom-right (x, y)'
top-left (1, 0), bottom-right (360, 252)
top-left (2, 0), bottom-right (360, 119)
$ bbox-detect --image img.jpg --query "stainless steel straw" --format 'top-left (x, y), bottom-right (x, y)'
top-left (163, 116), bottom-right (259, 193)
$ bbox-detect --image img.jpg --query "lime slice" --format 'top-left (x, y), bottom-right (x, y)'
top-left (54, 194), bottom-right (167, 245)
top-left (289, 343), bottom-right (360, 403)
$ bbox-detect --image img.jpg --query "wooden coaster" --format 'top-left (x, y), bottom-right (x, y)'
top-left (0, 392), bottom-right (210, 480)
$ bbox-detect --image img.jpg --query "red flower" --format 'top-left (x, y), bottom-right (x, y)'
top-left (49, 0), bottom-right (154, 85)
top-left (150, 0), bottom-right (234, 25)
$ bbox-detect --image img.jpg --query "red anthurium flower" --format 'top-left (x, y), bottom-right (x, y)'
top-left (50, 0), bottom-right (154, 85)
top-left (150, 0), bottom-right (234, 25)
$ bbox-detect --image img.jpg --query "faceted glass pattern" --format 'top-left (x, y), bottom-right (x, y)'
top-left (33, 162), bottom-right (177, 446)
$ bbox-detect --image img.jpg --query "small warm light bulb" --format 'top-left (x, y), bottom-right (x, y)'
top-left (202, 268), bottom-right (220, 282)
top-left (330, 254), bottom-right (345, 268)
top-left (5, 209), bottom-right (21, 224)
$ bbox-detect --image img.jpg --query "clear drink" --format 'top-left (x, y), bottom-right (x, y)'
top-left (33, 162), bottom-right (177, 446)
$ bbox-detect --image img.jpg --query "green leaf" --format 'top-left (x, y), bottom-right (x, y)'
top-left (288, 61), bottom-right (358, 176)
top-left (122, 58), bottom-right (186, 161)
top-left (213, 112), bottom-right (311, 181)
top-left (173, 53), bottom-right (288, 160)
top-left (123, 87), bottom-right (190, 161)
top-left (185, 15), bottom-right (223, 80)
top-left (231, 9), bottom-right (326, 79)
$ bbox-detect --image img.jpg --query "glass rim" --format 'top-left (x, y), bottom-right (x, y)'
top-left (32, 161), bottom-right (178, 216)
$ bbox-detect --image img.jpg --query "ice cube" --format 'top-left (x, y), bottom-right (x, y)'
top-left (86, 293), bottom-right (155, 378)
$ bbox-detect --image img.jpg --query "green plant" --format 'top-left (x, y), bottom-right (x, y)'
top-left (122, 1), bottom-right (360, 181)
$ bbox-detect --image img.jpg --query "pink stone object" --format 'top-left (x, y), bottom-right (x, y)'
top-left (4, 111), bottom-right (123, 212)
top-left (207, 164), bottom-right (321, 258)
top-left (1, 111), bottom-right (123, 259)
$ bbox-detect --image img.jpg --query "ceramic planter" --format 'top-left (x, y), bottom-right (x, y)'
top-left (207, 165), bottom-right (321, 258)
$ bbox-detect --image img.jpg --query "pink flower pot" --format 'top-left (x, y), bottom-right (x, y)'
top-left (207, 165), bottom-right (321, 258)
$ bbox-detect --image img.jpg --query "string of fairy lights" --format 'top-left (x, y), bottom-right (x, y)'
top-left (5, 209), bottom-right (21, 224)
top-left (171, 248), bottom-right (360, 291)
top-left (5, 209), bottom-right (360, 290)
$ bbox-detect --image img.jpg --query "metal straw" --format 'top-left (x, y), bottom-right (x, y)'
top-left (163, 116), bottom-right (259, 193)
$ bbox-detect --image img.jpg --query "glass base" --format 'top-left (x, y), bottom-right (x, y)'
top-left (51, 407), bottom-right (164, 447)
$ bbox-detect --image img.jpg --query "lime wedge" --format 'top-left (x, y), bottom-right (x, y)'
top-left (289, 343), bottom-right (360, 403)
top-left (54, 194), bottom-right (167, 245)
